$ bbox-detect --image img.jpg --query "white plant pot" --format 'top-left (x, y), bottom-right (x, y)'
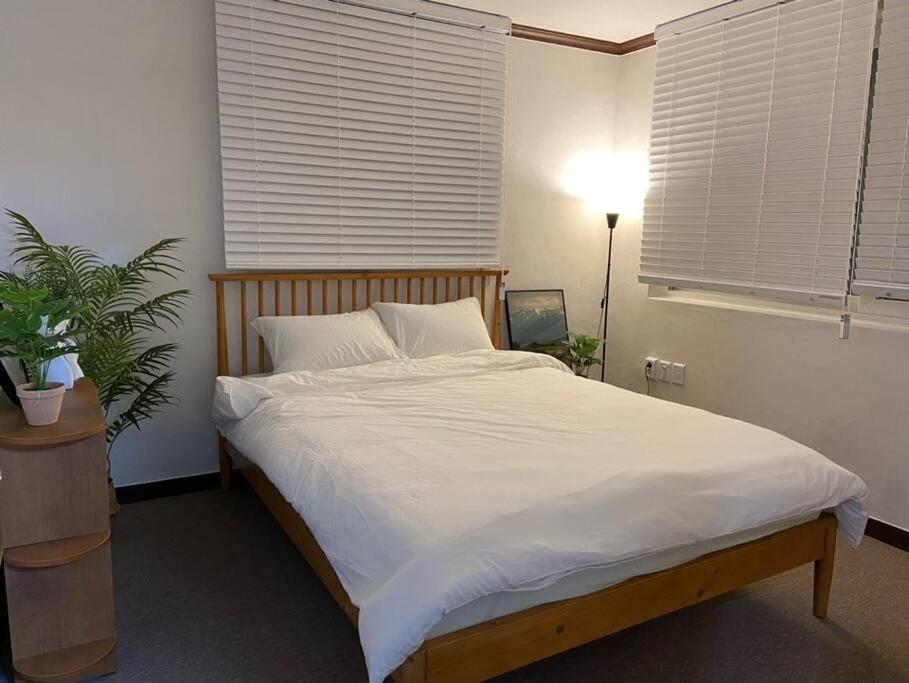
top-left (16, 382), bottom-right (66, 426)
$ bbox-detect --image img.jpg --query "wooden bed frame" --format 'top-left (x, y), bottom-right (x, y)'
top-left (209, 268), bottom-right (839, 682)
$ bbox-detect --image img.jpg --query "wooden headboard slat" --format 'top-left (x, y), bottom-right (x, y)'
top-left (210, 269), bottom-right (507, 377)
top-left (257, 282), bottom-right (265, 372)
top-left (480, 277), bottom-right (487, 319)
top-left (240, 281), bottom-right (249, 376)
top-left (215, 281), bottom-right (227, 376)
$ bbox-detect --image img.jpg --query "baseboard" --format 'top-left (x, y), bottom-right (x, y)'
top-left (865, 518), bottom-right (909, 552)
top-left (116, 471), bottom-right (222, 504)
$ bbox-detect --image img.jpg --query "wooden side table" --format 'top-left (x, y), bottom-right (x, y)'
top-left (0, 379), bottom-right (117, 682)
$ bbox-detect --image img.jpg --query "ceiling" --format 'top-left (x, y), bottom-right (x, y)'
top-left (436, 0), bottom-right (721, 43)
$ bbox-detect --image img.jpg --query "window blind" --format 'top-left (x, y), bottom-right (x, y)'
top-left (640, 0), bottom-right (877, 301)
top-left (214, 0), bottom-right (509, 269)
top-left (853, 0), bottom-right (909, 298)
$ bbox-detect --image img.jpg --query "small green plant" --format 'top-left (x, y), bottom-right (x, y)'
top-left (566, 333), bottom-right (603, 377)
top-left (0, 284), bottom-right (82, 390)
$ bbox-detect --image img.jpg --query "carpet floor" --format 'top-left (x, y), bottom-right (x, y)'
top-left (4, 483), bottom-right (907, 682)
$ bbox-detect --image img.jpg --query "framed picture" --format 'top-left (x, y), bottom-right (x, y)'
top-left (504, 289), bottom-right (570, 359)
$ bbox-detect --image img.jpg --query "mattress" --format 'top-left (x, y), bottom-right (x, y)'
top-left (429, 512), bottom-right (818, 637)
top-left (213, 350), bottom-right (869, 682)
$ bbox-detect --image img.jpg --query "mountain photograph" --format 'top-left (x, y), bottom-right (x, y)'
top-left (505, 290), bottom-right (570, 359)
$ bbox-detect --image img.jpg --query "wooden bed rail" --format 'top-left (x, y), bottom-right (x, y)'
top-left (209, 269), bottom-right (507, 378)
top-left (228, 444), bottom-right (841, 683)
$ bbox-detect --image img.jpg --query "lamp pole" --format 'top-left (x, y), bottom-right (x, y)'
top-left (600, 212), bottom-right (619, 382)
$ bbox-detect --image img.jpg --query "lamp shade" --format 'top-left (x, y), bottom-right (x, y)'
top-left (560, 150), bottom-right (647, 215)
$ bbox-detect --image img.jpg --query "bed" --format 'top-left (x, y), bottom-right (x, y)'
top-left (209, 269), bottom-right (868, 682)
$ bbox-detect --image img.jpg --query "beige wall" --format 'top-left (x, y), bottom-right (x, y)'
top-left (0, 1), bottom-right (621, 485)
top-left (609, 48), bottom-right (909, 530)
top-left (2, 2), bottom-right (903, 530)
top-left (503, 39), bottom-right (620, 339)
top-left (0, 0), bottom-right (224, 486)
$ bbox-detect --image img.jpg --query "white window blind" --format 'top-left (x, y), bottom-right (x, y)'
top-left (853, 0), bottom-right (909, 298)
top-left (640, 0), bottom-right (877, 300)
top-left (214, 0), bottom-right (509, 269)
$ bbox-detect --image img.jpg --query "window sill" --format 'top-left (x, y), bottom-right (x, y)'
top-left (646, 285), bottom-right (909, 334)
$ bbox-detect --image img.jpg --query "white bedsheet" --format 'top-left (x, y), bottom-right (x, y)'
top-left (213, 350), bottom-right (868, 682)
top-left (428, 511), bottom-right (818, 638)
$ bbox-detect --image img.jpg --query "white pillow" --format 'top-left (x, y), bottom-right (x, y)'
top-left (250, 309), bottom-right (405, 374)
top-left (371, 297), bottom-right (494, 359)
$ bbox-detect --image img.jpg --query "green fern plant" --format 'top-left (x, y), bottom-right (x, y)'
top-left (0, 209), bottom-right (190, 455)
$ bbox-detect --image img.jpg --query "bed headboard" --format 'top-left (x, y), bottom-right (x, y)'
top-left (208, 269), bottom-right (507, 377)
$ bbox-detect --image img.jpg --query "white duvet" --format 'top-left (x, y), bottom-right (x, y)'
top-left (213, 350), bottom-right (868, 682)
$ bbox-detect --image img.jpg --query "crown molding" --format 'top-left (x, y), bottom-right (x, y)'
top-left (615, 32), bottom-right (657, 54)
top-left (511, 24), bottom-right (655, 55)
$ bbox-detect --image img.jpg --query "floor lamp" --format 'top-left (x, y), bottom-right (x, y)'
top-left (600, 212), bottom-right (619, 382)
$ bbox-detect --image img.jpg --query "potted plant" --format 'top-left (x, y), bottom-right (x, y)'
top-left (0, 284), bottom-right (82, 425)
top-left (1, 210), bottom-right (189, 512)
top-left (565, 333), bottom-right (604, 378)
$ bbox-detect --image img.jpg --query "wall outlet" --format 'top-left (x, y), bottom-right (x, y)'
top-left (645, 357), bottom-right (686, 385)
top-left (644, 356), bottom-right (658, 378)
top-left (671, 362), bottom-right (686, 385)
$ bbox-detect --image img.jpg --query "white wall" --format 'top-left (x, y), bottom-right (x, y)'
top-left (0, 0), bottom-right (224, 485)
top-left (503, 39), bottom-right (620, 340)
top-left (6, 2), bottom-right (902, 531)
top-left (609, 48), bottom-right (909, 530)
top-left (0, 2), bottom-right (620, 485)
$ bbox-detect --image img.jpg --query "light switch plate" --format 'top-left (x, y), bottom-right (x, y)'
top-left (657, 360), bottom-right (671, 382)
top-left (671, 362), bottom-right (686, 385)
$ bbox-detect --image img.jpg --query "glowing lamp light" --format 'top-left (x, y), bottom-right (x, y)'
top-left (560, 149), bottom-right (648, 216)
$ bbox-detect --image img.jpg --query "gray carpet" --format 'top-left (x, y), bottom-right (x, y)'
top-left (9, 483), bottom-right (909, 682)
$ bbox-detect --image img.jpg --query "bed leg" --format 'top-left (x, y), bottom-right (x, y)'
top-left (392, 649), bottom-right (428, 683)
top-left (218, 436), bottom-right (233, 491)
top-left (813, 515), bottom-right (837, 618)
